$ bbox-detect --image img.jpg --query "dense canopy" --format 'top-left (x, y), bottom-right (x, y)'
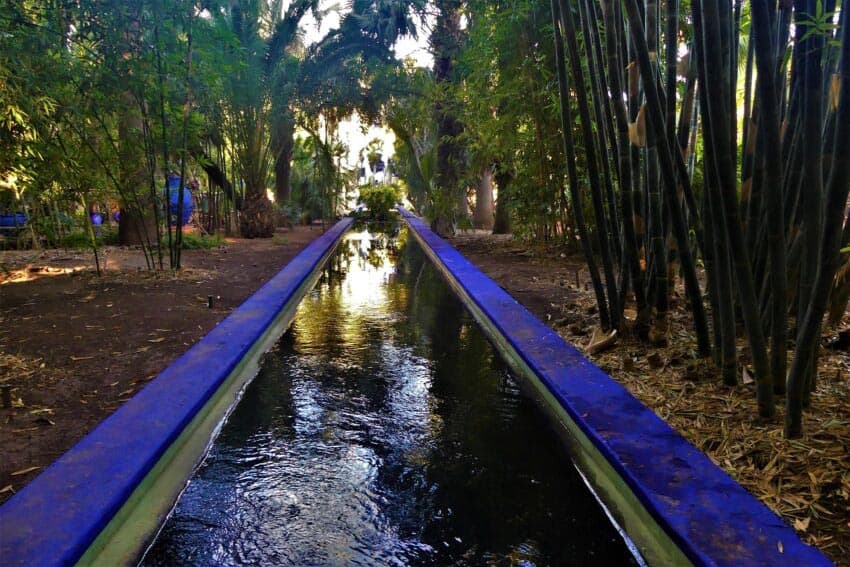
top-left (1, 0), bottom-right (848, 443)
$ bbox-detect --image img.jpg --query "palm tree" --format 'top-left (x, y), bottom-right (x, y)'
top-left (224, 0), bottom-right (425, 236)
top-left (222, 0), bottom-right (318, 238)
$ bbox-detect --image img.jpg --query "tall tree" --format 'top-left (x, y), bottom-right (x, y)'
top-left (430, 0), bottom-right (466, 235)
top-left (223, 0), bottom-right (318, 238)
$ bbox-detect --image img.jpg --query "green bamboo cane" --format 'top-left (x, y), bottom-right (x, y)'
top-left (693, 0), bottom-right (774, 413)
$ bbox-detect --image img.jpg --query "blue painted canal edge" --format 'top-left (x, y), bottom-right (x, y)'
top-left (400, 208), bottom-right (831, 567)
top-left (0, 217), bottom-right (353, 566)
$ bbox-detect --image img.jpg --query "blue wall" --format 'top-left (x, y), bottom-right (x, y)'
top-left (0, 218), bottom-right (353, 566)
top-left (400, 208), bottom-right (830, 567)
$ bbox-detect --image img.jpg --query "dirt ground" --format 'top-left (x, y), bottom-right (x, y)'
top-left (0, 225), bottom-right (322, 503)
top-left (449, 231), bottom-right (850, 565)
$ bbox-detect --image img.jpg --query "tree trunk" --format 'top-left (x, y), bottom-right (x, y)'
top-left (273, 119), bottom-right (295, 204)
top-left (473, 166), bottom-right (494, 230)
top-left (240, 190), bottom-right (276, 238)
top-left (493, 166), bottom-right (513, 234)
top-left (118, 204), bottom-right (157, 245)
top-left (430, 0), bottom-right (465, 235)
top-left (117, 94), bottom-right (156, 248)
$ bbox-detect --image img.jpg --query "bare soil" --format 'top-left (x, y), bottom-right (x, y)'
top-left (0, 226), bottom-right (322, 503)
top-left (449, 231), bottom-right (850, 565)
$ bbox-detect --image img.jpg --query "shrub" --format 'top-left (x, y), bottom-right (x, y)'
top-left (161, 232), bottom-right (226, 250)
top-left (275, 203), bottom-right (299, 229)
top-left (61, 228), bottom-right (119, 249)
top-left (358, 183), bottom-right (402, 220)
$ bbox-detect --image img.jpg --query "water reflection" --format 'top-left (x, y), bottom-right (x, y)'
top-left (143, 226), bottom-right (636, 566)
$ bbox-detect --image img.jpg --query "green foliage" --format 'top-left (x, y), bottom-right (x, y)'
top-left (0, 0), bottom-right (426, 257)
top-left (275, 201), bottom-right (300, 226)
top-left (290, 130), bottom-right (356, 221)
top-left (796, 0), bottom-right (840, 44)
top-left (182, 232), bottom-right (226, 250)
top-left (382, 64), bottom-right (436, 212)
top-left (457, 0), bottom-right (567, 240)
top-left (59, 231), bottom-right (92, 249)
top-left (358, 183), bottom-right (402, 220)
top-left (161, 232), bottom-right (225, 250)
top-left (26, 211), bottom-right (75, 248)
top-left (61, 228), bottom-right (118, 249)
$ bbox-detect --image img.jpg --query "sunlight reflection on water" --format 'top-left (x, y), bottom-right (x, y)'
top-left (142, 225), bottom-right (636, 566)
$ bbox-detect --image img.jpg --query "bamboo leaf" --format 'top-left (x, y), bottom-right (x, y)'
top-left (628, 105), bottom-right (647, 147)
top-left (627, 61), bottom-right (639, 98)
top-left (829, 74), bottom-right (841, 112)
top-left (11, 466), bottom-right (41, 477)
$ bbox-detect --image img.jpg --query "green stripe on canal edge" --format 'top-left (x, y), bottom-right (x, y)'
top-left (403, 219), bottom-right (690, 567)
top-left (76, 227), bottom-right (350, 566)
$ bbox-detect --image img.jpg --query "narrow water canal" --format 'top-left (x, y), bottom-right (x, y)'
top-left (143, 227), bottom-right (638, 566)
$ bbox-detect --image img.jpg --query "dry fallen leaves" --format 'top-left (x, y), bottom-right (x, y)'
top-left (588, 322), bottom-right (850, 563)
top-left (10, 466), bottom-right (40, 477)
top-left (454, 229), bottom-right (850, 565)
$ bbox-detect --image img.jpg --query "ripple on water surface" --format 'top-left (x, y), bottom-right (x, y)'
top-left (143, 229), bottom-right (638, 566)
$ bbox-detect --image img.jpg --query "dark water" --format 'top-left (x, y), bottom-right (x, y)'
top-left (143, 228), bottom-right (638, 566)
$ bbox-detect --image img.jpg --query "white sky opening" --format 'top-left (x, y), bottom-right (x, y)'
top-left (295, 1), bottom-right (432, 172)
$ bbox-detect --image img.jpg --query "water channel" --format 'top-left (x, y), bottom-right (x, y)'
top-left (142, 226), bottom-right (638, 566)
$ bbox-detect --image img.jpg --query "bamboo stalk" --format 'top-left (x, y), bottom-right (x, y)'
top-left (550, 0), bottom-right (612, 329)
top-left (600, 0), bottom-right (649, 330)
top-left (750, 0), bottom-right (789, 395)
top-left (786, 7), bottom-right (850, 437)
top-left (578, 0), bottom-right (622, 260)
top-left (622, 0), bottom-right (712, 357)
top-left (558, 0), bottom-right (621, 330)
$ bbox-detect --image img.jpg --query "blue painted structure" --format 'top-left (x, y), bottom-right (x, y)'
top-left (0, 217), bottom-right (353, 566)
top-left (0, 209), bottom-right (832, 566)
top-left (0, 213), bottom-right (27, 227)
top-left (399, 208), bottom-right (830, 567)
top-left (165, 174), bottom-right (194, 225)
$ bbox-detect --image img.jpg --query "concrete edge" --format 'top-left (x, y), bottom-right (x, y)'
top-left (400, 208), bottom-right (831, 567)
top-left (0, 218), bottom-right (354, 566)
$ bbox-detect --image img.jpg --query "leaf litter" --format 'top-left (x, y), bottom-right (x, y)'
top-left (572, 297), bottom-right (850, 562)
top-left (451, 233), bottom-right (850, 565)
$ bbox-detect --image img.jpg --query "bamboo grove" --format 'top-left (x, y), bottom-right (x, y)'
top-left (546, 0), bottom-right (849, 437)
top-left (2, 1), bottom-right (848, 437)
